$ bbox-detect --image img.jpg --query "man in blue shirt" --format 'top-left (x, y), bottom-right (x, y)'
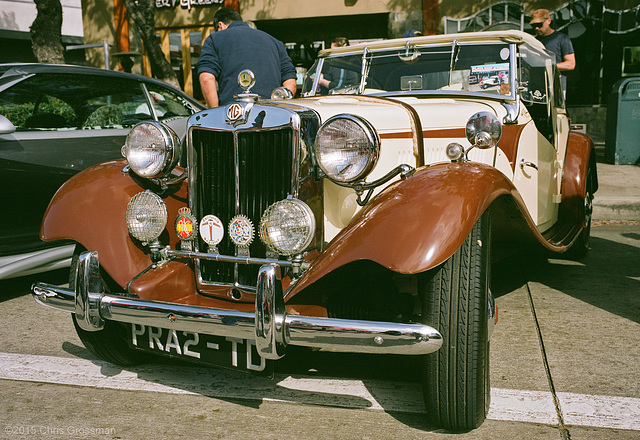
top-left (197, 8), bottom-right (297, 108)
top-left (530, 9), bottom-right (575, 93)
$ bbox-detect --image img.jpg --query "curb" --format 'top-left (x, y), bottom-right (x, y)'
top-left (593, 196), bottom-right (640, 222)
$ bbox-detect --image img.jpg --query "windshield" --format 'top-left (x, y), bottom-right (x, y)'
top-left (303, 42), bottom-right (515, 99)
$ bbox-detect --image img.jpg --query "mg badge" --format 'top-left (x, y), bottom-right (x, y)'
top-left (226, 103), bottom-right (243, 122)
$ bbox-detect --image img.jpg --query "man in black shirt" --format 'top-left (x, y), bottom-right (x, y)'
top-left (530, 8), bottom-right (575, 93)
top-left (197, 8), bottom-right (297, 108)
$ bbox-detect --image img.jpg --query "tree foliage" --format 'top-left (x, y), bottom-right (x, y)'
top-left (30, 0), bottom-right (65, 64)
top-left (122, 0), bottom-right (181, 89)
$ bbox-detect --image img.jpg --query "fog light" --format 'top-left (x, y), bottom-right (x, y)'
top-left (446, 142), bottom-right (465, 161)
top-left (259, 198), bottom-right (315, 256)
top-left (126, 191), bottom-right (167, 243)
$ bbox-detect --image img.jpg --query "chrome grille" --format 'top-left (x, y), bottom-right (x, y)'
top-left (192, 127), bottom-right (294, 287)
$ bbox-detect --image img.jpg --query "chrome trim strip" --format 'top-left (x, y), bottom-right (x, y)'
top-left (503, 43), bottom-right (520, 124)
top-left (0, 244), bottom-right (74, 280)
top-left (32, 251), bottom-right (443, 357)
top-left (140, 83), bottom-right (159, 121)
top-left (163, 248), bottom-right (297, 267)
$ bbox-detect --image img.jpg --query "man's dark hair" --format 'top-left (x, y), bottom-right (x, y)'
top-left (332, 37), bottom-right (349, 47)
top-left (213, 7), bottom-right (243, 31)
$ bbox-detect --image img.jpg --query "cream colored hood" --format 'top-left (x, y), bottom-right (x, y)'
top-left (293, 95), bottom-right (505, 134)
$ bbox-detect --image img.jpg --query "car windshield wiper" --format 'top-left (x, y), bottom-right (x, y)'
top-left (448, 39), bottom-right (459, 86)
top-left (358, 47), bottom-right (372, 95)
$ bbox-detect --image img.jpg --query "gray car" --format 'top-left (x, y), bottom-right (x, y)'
top-left (0, 63), bottom-right (205, 279)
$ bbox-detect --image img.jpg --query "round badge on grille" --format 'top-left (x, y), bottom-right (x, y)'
top-left (228, 215), bottom-right (254, 248)
top-left (174, 207), bottom-right (197, 241)
top-left (200, 214), bottom-right (224, 247)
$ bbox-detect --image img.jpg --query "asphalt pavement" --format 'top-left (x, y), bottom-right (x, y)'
top-left (1, 223), bottom-right (639, 439)
top-left (0, 144), bottom-right (638, 439)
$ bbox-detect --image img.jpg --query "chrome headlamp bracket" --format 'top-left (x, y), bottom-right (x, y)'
top-left (330, 164), bottom-right (416, 206)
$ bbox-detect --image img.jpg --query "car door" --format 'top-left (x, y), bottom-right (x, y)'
top-left (513, 47), bottom-right (561, 230)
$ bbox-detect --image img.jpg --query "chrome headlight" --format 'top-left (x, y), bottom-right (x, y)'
top-left (122, 121), bottom-right (180, 178)
top-left (271, 86), bottom-right (293, 100)
top-left (314, 114), bottom-right (380, 184)
top-left (126, 191), bottom-right (167, 243)
top-left (259, 199), bottom-right (315, 256)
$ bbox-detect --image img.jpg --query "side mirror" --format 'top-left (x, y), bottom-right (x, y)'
top-left (465, 111), bottom-right (502, 149)
top-left (0, 115), bottom-right (16, 134)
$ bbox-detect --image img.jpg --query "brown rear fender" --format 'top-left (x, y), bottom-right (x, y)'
top-left (288, 162), bottom-right (526, 298)
top-left (559, 132), bottom-right (598, 225)
top-left (40, 160), bottom-right (188, 287)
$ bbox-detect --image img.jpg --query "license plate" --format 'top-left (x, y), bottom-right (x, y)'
top-left (130, 324), bottom-right (270, 373)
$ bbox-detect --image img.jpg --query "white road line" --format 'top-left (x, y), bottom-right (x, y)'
top-left (0, 352), bottom-right (638, 431)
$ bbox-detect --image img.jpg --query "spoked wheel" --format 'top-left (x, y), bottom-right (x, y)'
top-left (70, 246), bottom-right (147, 366)
top-left (419, 211), bottom-right (491, 431)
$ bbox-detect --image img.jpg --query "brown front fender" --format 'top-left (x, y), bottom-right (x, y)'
top-left (40, 160), bottom-right (188, 287)
top-left (288, 162), bottom-right (525, 298)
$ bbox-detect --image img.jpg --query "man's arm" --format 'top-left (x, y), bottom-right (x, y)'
top-left (283, 78), bottom-right (297, 96)
top-left (557, 52), bottom-right (576, 72)
top-left (276, 39), bottom-right (297, 96)
top-left (199, 72), bottom-right (219, 108)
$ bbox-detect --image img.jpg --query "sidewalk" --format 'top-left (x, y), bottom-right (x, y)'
top-left (593, 148), bottom-right (640, 222)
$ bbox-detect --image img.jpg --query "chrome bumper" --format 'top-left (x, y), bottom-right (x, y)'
top-left (32, 251), bottom-right (442, 360)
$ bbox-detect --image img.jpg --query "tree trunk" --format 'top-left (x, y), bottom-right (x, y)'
top-left (30, 0), bottom-right (65, 64)
top-left (122, 0), bottom-right (181, 89)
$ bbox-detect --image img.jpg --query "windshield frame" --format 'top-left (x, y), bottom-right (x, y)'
top-left (303, 40), bottom-right (520, 102)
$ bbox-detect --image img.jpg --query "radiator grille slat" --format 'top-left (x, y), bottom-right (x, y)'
top-left (192, 127), bottom-right (294, 287)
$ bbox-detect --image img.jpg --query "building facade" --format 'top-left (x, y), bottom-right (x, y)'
top-left (3, 0), bottom-right (637, 138)
top-left (0, 0), bottom-right (85, 64)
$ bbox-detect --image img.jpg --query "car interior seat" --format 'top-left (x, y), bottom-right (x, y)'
top-left (82, 104), bottom-right (123, 128)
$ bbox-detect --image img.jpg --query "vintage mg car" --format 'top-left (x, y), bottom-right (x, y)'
top-left (32, 30), bottom-right (597, 431)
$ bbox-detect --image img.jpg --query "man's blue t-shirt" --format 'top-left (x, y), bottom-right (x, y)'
top-left (197, 21), bottom-right (297, 105)
top-left (537, 31), bottom-right (574, 90)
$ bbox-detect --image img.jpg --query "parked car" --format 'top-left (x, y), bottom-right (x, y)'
top-left (0, 63), bottom-right (205, 279)
top-left (32, 31), bottom-right (597, 431)
top-left (480, 75), bottom-right (502, 88)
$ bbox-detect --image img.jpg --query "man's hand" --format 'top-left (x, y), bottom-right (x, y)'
top-left (283, 78), bottom-right (297, 96)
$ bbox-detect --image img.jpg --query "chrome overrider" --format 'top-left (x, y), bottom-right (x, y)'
top-left (31, 251), bottom-right (443, 360)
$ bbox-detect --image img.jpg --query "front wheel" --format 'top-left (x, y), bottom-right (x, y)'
top-left (70, 246), bottom-right (147, 366)
top-left (419, 211), bottom-right (491, 431)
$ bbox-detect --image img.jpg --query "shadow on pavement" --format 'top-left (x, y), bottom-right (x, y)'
top-left (492, 229), bottom-right (640, 324)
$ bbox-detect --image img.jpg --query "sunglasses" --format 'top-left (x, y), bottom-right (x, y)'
top-left (531, 22), bottom-right (544, 28)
